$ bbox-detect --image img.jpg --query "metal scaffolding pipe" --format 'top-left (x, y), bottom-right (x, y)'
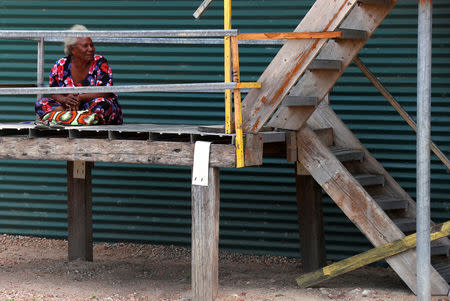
top-left (416, 0), bottom-right (432, 300)
top-left (0, 29), bottom-right (239, 39)
top-left (0, 82), bottom-right (238, 95)
top-left (36, 38), bottom-right (45, 101)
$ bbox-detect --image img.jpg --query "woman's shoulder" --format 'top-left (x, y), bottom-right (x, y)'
top-left (94, 54), bottom-right (108, 64)
top-left (54, 56), bottom-right (70, 66)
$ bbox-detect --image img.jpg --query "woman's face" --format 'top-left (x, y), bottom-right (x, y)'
top-left (70, 37), bottom-right (95, 62)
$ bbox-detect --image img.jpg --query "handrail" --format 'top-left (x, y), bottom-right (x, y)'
top-left (353, 56), bottom-right (450, 170)
top-left (0, 29), bottom-right (239, 39)
top-left (0, 82), bottom-right (243, 95)
top-left (0, 28), bottom-right (345, 169)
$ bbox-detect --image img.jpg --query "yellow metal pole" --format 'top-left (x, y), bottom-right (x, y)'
top-left (224, 0), bottom-right (232, 134)
top-left (231, 36), bottom-right (244, 168)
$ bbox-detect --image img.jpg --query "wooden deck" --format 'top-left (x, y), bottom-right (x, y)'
top-left (0, 122), bottom-right (279, 167)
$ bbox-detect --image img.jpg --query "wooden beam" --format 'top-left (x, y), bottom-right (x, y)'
top-left (339, 28), bottom-right (368, 40)
top-left (193, 0), bottom-right (215, 19)
top-left (241, 0), bottom-right (358, 133)
top-left (296, 221), bottom-right (450, 288)
top-left (281, 96), bottom-right (318, 107)
top-left (192, 167), bottom-right (220, 301)
top-left (358, 0), bottom-right (391, 6)
top-left (296, 126), bottom-right (449, 295)
top-left (308, 59), bottom-right (342, 71)
top-left (267, 0), bottom-right (399, 130)
top-left (67, 161), bottom-right (93, 261)
top-left (238, 32), bottom-right (343, 40)
top-left (0, 137), bottom-right (236, 168)
top-left (286, 132), bottom-right (297, 162)
top-left (353, 56), bottom-right (450, 170)
top-left (296, 173), bottom-right (326, 272)
top-left (244, 133), bottom-right (263, 166)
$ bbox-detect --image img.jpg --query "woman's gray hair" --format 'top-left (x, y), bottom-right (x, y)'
top-left (64, 24), bottom-right (89, 56)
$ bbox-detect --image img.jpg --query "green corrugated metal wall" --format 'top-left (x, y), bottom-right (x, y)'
top-left (0, 0), bottom-right (448, 261)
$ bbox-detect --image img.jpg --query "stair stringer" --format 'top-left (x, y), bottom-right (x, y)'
top-left (296, 126), bottom-right (449, 295)
top-left (307, 99), bottom-right (450, 253)
top-left (241, 0), bottom-right (359, 133)
top-left (267, 0), bottom-right (398, 130)
top-left (308, 99), bottom-right (417, 217)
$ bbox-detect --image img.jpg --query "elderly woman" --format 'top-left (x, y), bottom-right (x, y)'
top-left (35, 24), bottom-right (123, 125)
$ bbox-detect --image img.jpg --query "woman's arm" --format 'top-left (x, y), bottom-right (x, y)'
top-left (77, 93), bottom-right (114, 103)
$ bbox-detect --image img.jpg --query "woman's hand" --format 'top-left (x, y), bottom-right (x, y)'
top-left (62, 94), bottom-right (80, 109)
top-left (51, 94), bottom-right (80, 110)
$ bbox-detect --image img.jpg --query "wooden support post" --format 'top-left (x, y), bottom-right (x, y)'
top-left (67, 161), bottom-right (93, 261)
top-left (192, 167), bottom-right (220, 301)
top-left (296, 165), bottom-right (326, 272)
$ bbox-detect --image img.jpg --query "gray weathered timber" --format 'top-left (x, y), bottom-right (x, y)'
top-left (0, 138), bottom-right (236, 167)
top-left (307, 59), bottom-right (342, 71)
top-left (192, 167), bottom-right (220, 301)
top-left (373, 196), bottom-right (408, 211)
top-left (296, 126), bottom-right (449, 295)
top-left (193, 0), bottom-right (215, 19)
top-left (0, 29), bottom-right (238, 38)
top-left (354, 174), bottom-right (385, 186)
top-left (281, 96), bottom-right (318, 107)
top-left (339, 28), bottom-right (368, 40)
top-left (67, 161), bottom-right (93, 261)
top-left (0, 123), bottom-right (234, 137)
top-left (358, 0), bottom-right (391, 6)
top-left (296, 173), bottom-right (326, 272)
top-left (244, 133), bottom-right (263, 166)
top-left (241, 0), bottom-right (358, 133)
top-left (0, 82), bottom-right (237, 95)
top-left (302, 101), bottom-right (449, 295)
top-left (353, 56), bottom-right (450, 170)
top-left (268, 0), bottom-right (399, 130)
top-left (330, 147), bottom-right (364, 163)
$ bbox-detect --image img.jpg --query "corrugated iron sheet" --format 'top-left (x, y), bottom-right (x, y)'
top-left (0, 0), bottom-right (448, 261)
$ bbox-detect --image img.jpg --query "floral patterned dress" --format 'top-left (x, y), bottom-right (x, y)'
top-left (35, 54), bottom-right (123, 125)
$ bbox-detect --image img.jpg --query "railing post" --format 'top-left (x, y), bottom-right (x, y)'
top-left (231, 36), bottom-right (244, 168)
top-left (224, 0), bottom-right (232, 134)
top-left (37, 37), bottom-right (45, 101)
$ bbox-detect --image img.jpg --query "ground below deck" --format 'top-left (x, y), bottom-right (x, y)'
top-left (0, 234), bottom-right (431, 301)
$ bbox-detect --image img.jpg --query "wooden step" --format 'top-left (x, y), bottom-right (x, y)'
top-left (354, 174), bottom-right (385, 186)
top-left (358, 0), bottom-right (391, 6)
top-left (336, 28), bottom-right (367, 41)
top-left (431, 241), bottom-right (450, 257)
top-left (373, 195), bottom-right (408, 211)
top-left (330, 146), bottom-right (364, 163)
top-left (433, 263), bottom-right (450, 283)
top-left (281, 96), bottom-right (318, 107)
top-left (392, 219), bottom-right (449, 257)
top-left (393, 218), bottom-right (416, 233)
top-left (308, 59), bottom-right (342, 71)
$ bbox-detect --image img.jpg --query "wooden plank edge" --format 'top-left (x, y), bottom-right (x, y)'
top-left (0, 137), bottom-right (236, 168)
top-left (238, 32), bottom-right (342, 40)
top-left (193, 0), bottom-right (215, 19)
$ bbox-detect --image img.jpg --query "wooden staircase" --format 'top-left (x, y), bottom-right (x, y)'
top-left (299, 100), bottom-right (450, 295)
top-left (239, 0), bottom-right (449, 295)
